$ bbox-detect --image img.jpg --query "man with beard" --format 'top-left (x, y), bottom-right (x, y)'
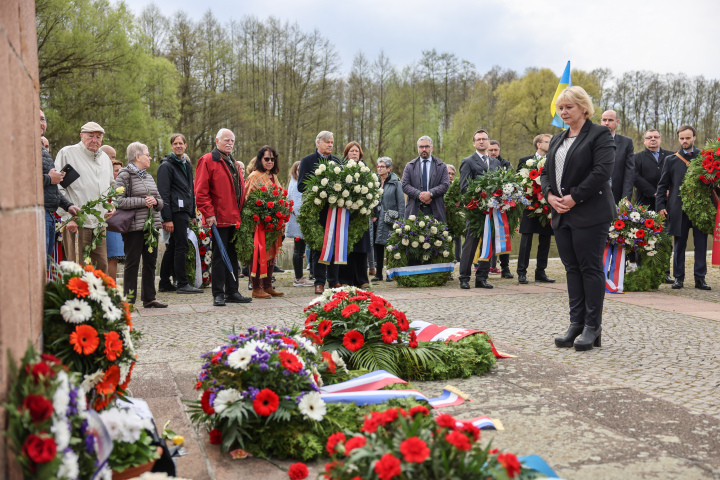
top-left (401, 135), bottom-right (450, 221)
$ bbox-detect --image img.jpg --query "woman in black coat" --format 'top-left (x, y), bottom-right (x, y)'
top-left (540, 86), bottom-right (616, 351)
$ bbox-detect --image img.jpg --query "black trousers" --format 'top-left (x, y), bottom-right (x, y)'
top-left (453, 236), bottom-right (462, 261)
top-left (459, 227), bottom-right (490, 282)
top-left (673, 216), bottom-right (707, 281)
top-left (490, 254), bottom-right (509, 269)
top-left (516, 233), bottom-right (551, 276)
top-left (122, 230), bottom-right (158, 304)
top-left (310, 249), bottom-right (339, 287)
top-left (159, 212), bottom-right (191, 288)
top-left (554, 222), bottom-right (609, 328)
top-left (211, 226), bottom-right (239, 297)
top-left (292, 238), bottom-right (307, 280)
top-left (373, 242), bottom-right (386, 279)
top-left (339, 252), bottom-right (369, 286)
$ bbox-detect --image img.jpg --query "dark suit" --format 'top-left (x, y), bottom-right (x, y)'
top-left (401, 155), bottom-right (450, 222)
top-left (458, 152), bottom-right (506, 282)
top-left (634, 148), bottom-right (673, 210)
top-left (298, 149), bottom-right (340, 287)
top-left (540, 119), bottom-right (616, 328)
top-left (656, 148), bottom-right (707, 281)
top-left (611, 134), bottom-right (635, 203)
top-left (516, 154), bottom-right (554, 277)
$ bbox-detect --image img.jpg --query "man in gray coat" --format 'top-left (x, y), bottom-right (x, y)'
top-left (401, 135), bottom-right (450, 222)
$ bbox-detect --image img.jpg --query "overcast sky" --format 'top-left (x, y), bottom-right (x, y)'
top-left (124, 0), bottom-right (720, 79)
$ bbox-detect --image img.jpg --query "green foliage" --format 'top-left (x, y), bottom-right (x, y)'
top-left (462, 168), bottom-right (525, 240)
top-left (233, 182), bottom-right (291, 264)
top-left (109, 430), bottom-right (158, 472)
top-left (680, 140), bottom-right (720, 234)
top-left (444, 177), bottom-right (466, 238)
top-left (624, 234), bottom-right (673, 292)
top-left (395, 335), bottom-right (496, 381)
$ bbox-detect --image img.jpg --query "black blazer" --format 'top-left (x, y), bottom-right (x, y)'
top-left (540, 119), bottom-right (616, 229)
top-left (633, 148), bottom-right (673, 210)
top-left (517, 154), bottom-right (553, 235)
top-left (610, 134), bottom-right (635, 203)
top-left (157, 155), bottom-right (196, 222)
top-left (458, 152), bottom-right (505, 193)
top-left (655, 148), bottom-right (700, 237)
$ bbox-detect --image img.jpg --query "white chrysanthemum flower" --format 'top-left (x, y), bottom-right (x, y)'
top-left (320, 178), bottom-right (329, 186)
top-left (298, 391), bottom-right (326, 421)
top-left (341, 190), bottom-right (349, 198)
top-left (333, 166), bottom-right (341, 174)
top-left (337, 199), bottom-right (345, 208)
top-left (81, 369), bottom-right (105, 390)
top-left (76, 387), bottom-right (87, 412)
top-left (422, 242), bottom-right (430, 249)
top-left (430, 226), bottom-right (438, 234)
top-left (57, 450), bottom-right (79, 480)
top-left (98, 408), bottom-right (124, 441)
top-left (411, 241), bottom-right (419, 248)
top-left (214, 388), bottom-right (242, 414)
top-left (52, 418), bottom-right (71, 450)
top-left (443, 251), bottom-right (449, 257)
top-left (59, 261), bottom-right (84, 275)
top-left (53, 370), bottom-right (70, 416)
top-left (119, 361), bottom-right (133, 385)
top-left (120, 411), bottom-right (146, 443)
top-left (361, 186), bottom-right (369, 194)
top-left (354, 185), bottom-right (361, 193)
top-left (312, 185), bottom-right (319, 192)
top-left (319, 191), bottom-right (328, 198)
top-left (328, 195), bottom-right (337, 204)
top-left (404, 225), bottom-right (411, 231)
top-left (60, 298), bottom-right (92, 324)
top-left (314, 168), bottom-right (322, 175)
top-left (314, 198), bottom-right (322, 205)
top-left (360, 207), bottom-right (367, 214)
top-left (434, 240), bottom-right (442, 247)
top-left (227, 347), bottom-right (254, 371)
top-left (333, 183), bottom-right (342, 192)
top-left (345, 175), bottom-right (353, 183)
top-left (402, 239), bottom-right (409, 246)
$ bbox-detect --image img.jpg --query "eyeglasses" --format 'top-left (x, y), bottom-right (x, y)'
top-left (474, 137), bottom-right (489, 142)
top-left (644, 136), bottom-right (660, 140)
top-left (143, 152), bottom-right (152, 160)
top-left (262, 157), bottom-right (275, 162)
top-left (377, 165), bottom-right (387, 169)
top-left (418, 145), bottom-right (432, 150)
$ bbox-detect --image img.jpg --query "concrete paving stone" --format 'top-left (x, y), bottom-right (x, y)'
top-left (127, 362), bottom-right (179, 399)
top-left (565, 456), bottom-right (713, 480)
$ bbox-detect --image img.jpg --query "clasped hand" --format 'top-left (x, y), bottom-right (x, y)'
top-left (145, 196), bottom-right (157, 208)
top-left (418, 191), bottom-right (432, 204)
top-left (547, 192), bottom-right (576, 214)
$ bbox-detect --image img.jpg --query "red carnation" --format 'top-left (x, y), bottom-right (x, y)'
top-left (260, 186), bottom-right (267, 192)
top-left (380, 322), bottom-right (398, 343)
top-left (341, 304), bottom-right (360, 317)
top-left (636, 229), bottom-right (646, 238)
top-left (267, 201), bottom-right (275, 209)
top-left (278, 350), bottom-right (303, 373)
top-left (498, 452), bottom-right (522, 478)
top-left (459, 421), bottom-right (481, 442)
top-left (374, 453), bottom-right (402, 480)
top-left (409, 405), bottom-right (430, 417)
top-left (256, 199), bottom-right (263, 206)
top-left (408, 330), bottom-right (418, 348)
top-left (318, 319), bottom-right (333, 338)
top-left (22, 433), bottom-right (56, 464)
top-left (342, 330), bottom-right (364, 351)
top-left (253, 388), bottom-right (280, 416)
top-left (361, 411), bottom-right (384, 433)
top-left (273, 189), bottom-right (279, 196)
top-left (288, 462), bottom-right (309, 480)
top-left (436, 413), bottom-right (457, 429)
top-left (368, 301), bottom-right (387, 319)
top-left (344, 435), bottom-right (366, 455)
top-left (209, 428), bottom-right (222, 444)
top-left (445, 430), bottom-right (471, 451)
top-left (400, 437), bottom-right (430, 463)
top-left (614, 220), bottom-right (625, 229)
top-left (22, 394), bottom-right (54, 422)
top-left (253, 214), bottom-right (260, 222)
top-left (326, 432), bottom-right (346, 455)
top-left (305, 312), bottom-right (318, 326)
top-left (201, 389), bottom-right (215, 415)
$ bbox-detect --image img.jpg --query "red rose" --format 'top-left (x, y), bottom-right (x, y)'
top-left (272, 189), bottom-right (279, 196)
top-left (289, 200), bottom-right (295, 206)
top-left (342, 330), bottom-right (364, 351)
top-left (260, 186), bottom-right (267, 192)
top-left (344, 435), bottom-right (366, 455)
top-left (445, 430), bottom-right (471, 451)
top-left (256, 199), bottom-right (263, 206)
top-left (264, 215), bottom-right (272, 222)
top-left (253, 388), bottom-right (279, 416)
top-left (288, 462), bottom-right (309, 480)
top-left (253, 214), bottom-right (260, 222)
top-left (22, 433), bottom-right (56, 464)
top-left (480, 192), bottom-right (487, 198)
top-left (267, 201), bottom-right (275, 209)
top-left (39, 354), bottom-right (61, 365)
top-left (400, 437), bottom-right (430, 463)
top-left (266, 224), bottom-right (274, 230)
top-left (498, 452), bottom-right (522, 478)
top-left (28, 362), bottom-right (55, 381)
top-left (283, 189), bottom-right (288, 196)
top-left (380, 322), bottom-right (398, 343)
top-left (276, 211), bottom-right (284, 218)
top-left (326, 432), bottom-right (346, 455)
top-left (374, 453), bottom-right (401, 480)
top-left (209, 428), bottom-right (222, 444)
top-left (22, 394), bottom-right (54, 422)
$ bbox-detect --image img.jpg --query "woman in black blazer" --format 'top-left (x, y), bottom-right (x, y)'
top-left (540, 86), bottom-right (616, 351)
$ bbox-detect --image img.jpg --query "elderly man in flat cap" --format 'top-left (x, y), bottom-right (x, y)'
top-left (55, 122), bottom-right (116, 272)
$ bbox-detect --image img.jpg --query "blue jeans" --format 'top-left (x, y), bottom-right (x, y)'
top-left (45, 211), bottom-right (56, 271)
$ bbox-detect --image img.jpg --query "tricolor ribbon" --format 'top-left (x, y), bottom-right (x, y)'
top-left (409, 320), bottom-right (515, 358)
top-left (386, 262), bottom-right (455, 279)
top-left (187, 229), bottom-right (202, 288)
top-left (603, 242), bottom-right (626, 293)
top-left (474, 208), bottom-right (512, 262)
top-left (712, 200), bottom-right (720, 267)
top-left (320, 207), bottom-right (350, 265)
top-left (251, 224), bottom-right (268, 279)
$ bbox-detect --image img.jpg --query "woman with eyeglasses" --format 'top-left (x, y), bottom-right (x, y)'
top-left (244, 145), bottom-right (284, 299)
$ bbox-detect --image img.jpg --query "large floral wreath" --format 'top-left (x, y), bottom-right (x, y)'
top-left (517, 156), bottom-right (551, 226)
top-left (186, 213), bottom-right (212, 288)
top-left (385, 213), bottom-right (455, 288)
top-left (680, 137), bottom-right (720, 234)
top-left (298, 158), bottom-right (382, 252)
top-left (444, 177), bottom-right (466, 238)
top-left (234, 183), bottom-right (292, 264)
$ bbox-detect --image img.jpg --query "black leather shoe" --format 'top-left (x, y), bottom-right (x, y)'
top-left (518, 275), bottom-right (528, 285)
top-left (158, 284), bottom-right (176, 292)
top-left (460, 280), bottom-right (470, 289)
top-left (274, 265), bottom-right (285, 273)
top-left (371, 276), bottom-right (383, 282)
top-left (671, 279), bottom-right (684, 289)
top-left (535, 272), bottom-right (556, 283)
top-left (213, 295), bottom-right (226, 306)
top-left (475, 279), bottom-right (494, 289)
top-left (143, 300), bottom-right (168, 308)
top-left (665, 275), bottom-right (675, 284)
top-left (385, 277), bottom-right (393, 282)
top-left (501, 268), bottom-right (514, 279)
top-left (225, 292), bottom-right (252, 303)
top-left (555, 323), bottom-right (584, 348)
top-left (177, 284), bottom-right (203, 294)
top-left (574, 325), bottom-right (602, 351)
top-left (695, 279), bottom-right (711, 290)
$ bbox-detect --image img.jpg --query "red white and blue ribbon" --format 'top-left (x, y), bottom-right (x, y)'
top-left (603, 242), bottom-right (626, 294)
top-left (457, 417), bottom-right (502, 430)
top-left (319, 207), bottom-right (350, 265)
top-left (476, 208), bottom-right (512, 261)
top-left (409, 320), bottom-right (515, 358)
top-left (319, 370), bottom-right (406, 393)
top-left (386, 262), bottom-right (455, 279)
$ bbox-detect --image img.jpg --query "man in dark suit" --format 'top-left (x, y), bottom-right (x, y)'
top-left (487, 140), bottom-right (513, 278)
top-left (516, 134), bottom-right (555, 285)
top-left (298, 131), bottom-right (341, 294)
top-left (601, 110), bottom-right (635, 203)
top-left (458, 130), bottom-right (504, 289)
top-left (656, 125), bottom-right (711, 291)
top-left (401, 135), bottom-right (450, 222)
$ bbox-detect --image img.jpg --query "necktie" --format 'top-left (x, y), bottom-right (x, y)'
top-left (652, 151), bottom-right (659, 163)
top-left (422, 160), bottom-right (429, 191)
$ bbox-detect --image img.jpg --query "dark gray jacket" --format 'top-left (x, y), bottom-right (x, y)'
top-left (401, 155), bottom-right (450, 222)
top-left (656, 148), bottom-right (701, 237)
top-left (374, 172), bottom-right (405, 245)
top-left (42, 145), bottom-right (73, 213)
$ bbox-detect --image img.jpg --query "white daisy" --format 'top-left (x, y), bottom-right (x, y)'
top-left (51, 418), bottom-right (71, 450)
top-left (331, 351), bottom-right (349, 373)
top-left (298, 391), bottom-right (326, 421)
top-left (59, 261), bottom-right (84, 275)
top-left (227, 347), bottom-right (253, 370)
top-left (201, 236), bottom-right (211, 245)
top-left (213, 388), bottom-right (242, 414)
top-left (60, 298), bottom-right (92, 324)
top-left (81, 369), bottom-right (105, 390)
top-left (83, 273), bottom-right (108, 303)
top-left (101, 301), bottom-right (122, 322)
top-left (57, 450), bottom-right (79, 480)
top-left (293, 335), bottom-right (318, 355)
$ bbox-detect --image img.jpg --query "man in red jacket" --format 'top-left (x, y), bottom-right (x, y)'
top-left (195, 128), bottom-right (252, 306)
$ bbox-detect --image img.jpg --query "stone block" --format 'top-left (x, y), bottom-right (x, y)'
top-left (0, 0), bottom-right (20, 55)
top-left (19, 0), bottom-right (38, 86)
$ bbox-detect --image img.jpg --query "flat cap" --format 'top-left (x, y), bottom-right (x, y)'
top-left (80, 122), bottom-right (105, 133)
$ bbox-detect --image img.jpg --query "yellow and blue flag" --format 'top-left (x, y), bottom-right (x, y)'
top-left (551, 61), bottom-right (572, 129)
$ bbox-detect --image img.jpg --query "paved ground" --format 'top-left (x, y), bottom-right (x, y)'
top-left (127, 252), bottom-right (720, 479)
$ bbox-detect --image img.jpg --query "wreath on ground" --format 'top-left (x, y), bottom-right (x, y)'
top-left (385, 213), bottom-right (455, 287)
top-left (444, 177), bottom-right (466, 238)
top-left (680, 137), bottom-right (720, 234)
top-left (608, 199), bottom-right (671, 292)
top-left (298, 158), bottom-right (382, 251)
top-left (461, 167), bottom-right (527, 240)
top-left (187, 217), bottom-right (212, 288)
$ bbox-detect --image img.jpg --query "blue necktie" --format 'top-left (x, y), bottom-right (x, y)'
top-left (652, 152), bottom-right (659, 163)
top-left (422, 160), bottom-right (429, 191)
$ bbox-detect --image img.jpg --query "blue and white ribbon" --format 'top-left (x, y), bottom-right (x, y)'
top-left (386, 262), bottom-right (455, 279)
top-left (187, 229), bottom-right (202, 288)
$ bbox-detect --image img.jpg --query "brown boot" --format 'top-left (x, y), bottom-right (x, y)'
top-left (252, 288), bottom-right (271, 299)
top-left (264, 287), bottom-right (284, 297)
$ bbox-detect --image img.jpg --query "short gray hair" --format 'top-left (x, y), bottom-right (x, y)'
top-left (447, 164), bottom-right (456, 173)
top-left (316, 131), bottom-right (334, 144)
top-left (216, 128), bottom-right (234, 140)
top-left (417, 135), bottom-right (433, 147)
top-left (127, 142), bottom-right (147, 164)
top-left (377, 156), bottom-right (393, 169)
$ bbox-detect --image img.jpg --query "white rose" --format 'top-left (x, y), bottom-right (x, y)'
top-left (360, 207), bottom-right (367, 214)
top-left (320, 178), bottom-right (329, 186)
top-left (372, 173), bottom-right (378, 181)
top-left (442, 251), bottom-right (449, 257)
top-left (404, 225), bottom-right (411, 231)
top-left (361, 186), bottom-right (369, 194)
top-left (328, 161), bottom-right (336, 166)
top-left (345, 175), bottom-right (353, 183)
top-left (347, 160), bottom-right (357, 168)
top-left (361, 166), bottom-right (370, 173)
top-left (411, 241), bottom-right (419, 248)
top-left (430, 226), bottom-right (438, 234)
top-left (402, 238), bottom-right (409, 245)
top-left (333, 183), bottom-right (342, 192)
top-left (378, 188), bottom-right (384, 195)
top-left (526, 159), bottom-right (536, 167)
top-left (367, 182), bottom-right (374, 188)
top-left (393, 222), bottom-right (400, 228)
top-left (333, 167), bottom-right (341, 174)
top-left (357, 200), bottom-right (363, 206)
top-left (422, 242), bottom-right (430, 249)
top-left (319, 164), bottom-right (327, 171)
top-left (387, 245), bottom-right (394, 251)
top-left (354, 185), bottom-right (361, 193)
top-left (312, 185), bottom-right (319, 192)
top-left (366, 193), bottom-right (373, 199)
top-left (354, 172), bottom-right (360, 180)
top-left (375, 182), bottom-right (380, 188)
top-left (418, 221), bottom-right (425, 227)
top-left (342, 190), bottom-right (350, 197)
top-left (395, 228), bottom-right (402, 234)
top-left (434, 240), bottom-right (442, 246)
top-left (394, 253), bottom-right (401, 259)
top-left (419, 236), bottom-right (425, 242)
top-left (314, 198), bottom-right (322, 205)
top-left (337, 199), bottom-right (345, 207)
top-left (408, 215), bottom-right (417, 221)
top-left (315, 168), bottom-right (322, 175)
top-left (328, 195), bottom-right (337, 204)
top-left (320, 191), bottom-right (328, 198)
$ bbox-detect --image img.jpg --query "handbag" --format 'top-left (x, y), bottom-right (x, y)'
top-left (384, 209), bottom-right (399, 224)
top-left (106, 175), bottom-right (135, 233)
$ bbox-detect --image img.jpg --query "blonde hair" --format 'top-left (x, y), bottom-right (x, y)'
top-left (246, 157), bottom-right (256, 176)
top-left (290, 161), bottom-right (301, 181)
top-left (555, 86), bottom-right (595, 119)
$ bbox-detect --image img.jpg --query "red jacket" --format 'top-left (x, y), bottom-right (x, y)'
top-left (194, 148), bottom-right (245, 227)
